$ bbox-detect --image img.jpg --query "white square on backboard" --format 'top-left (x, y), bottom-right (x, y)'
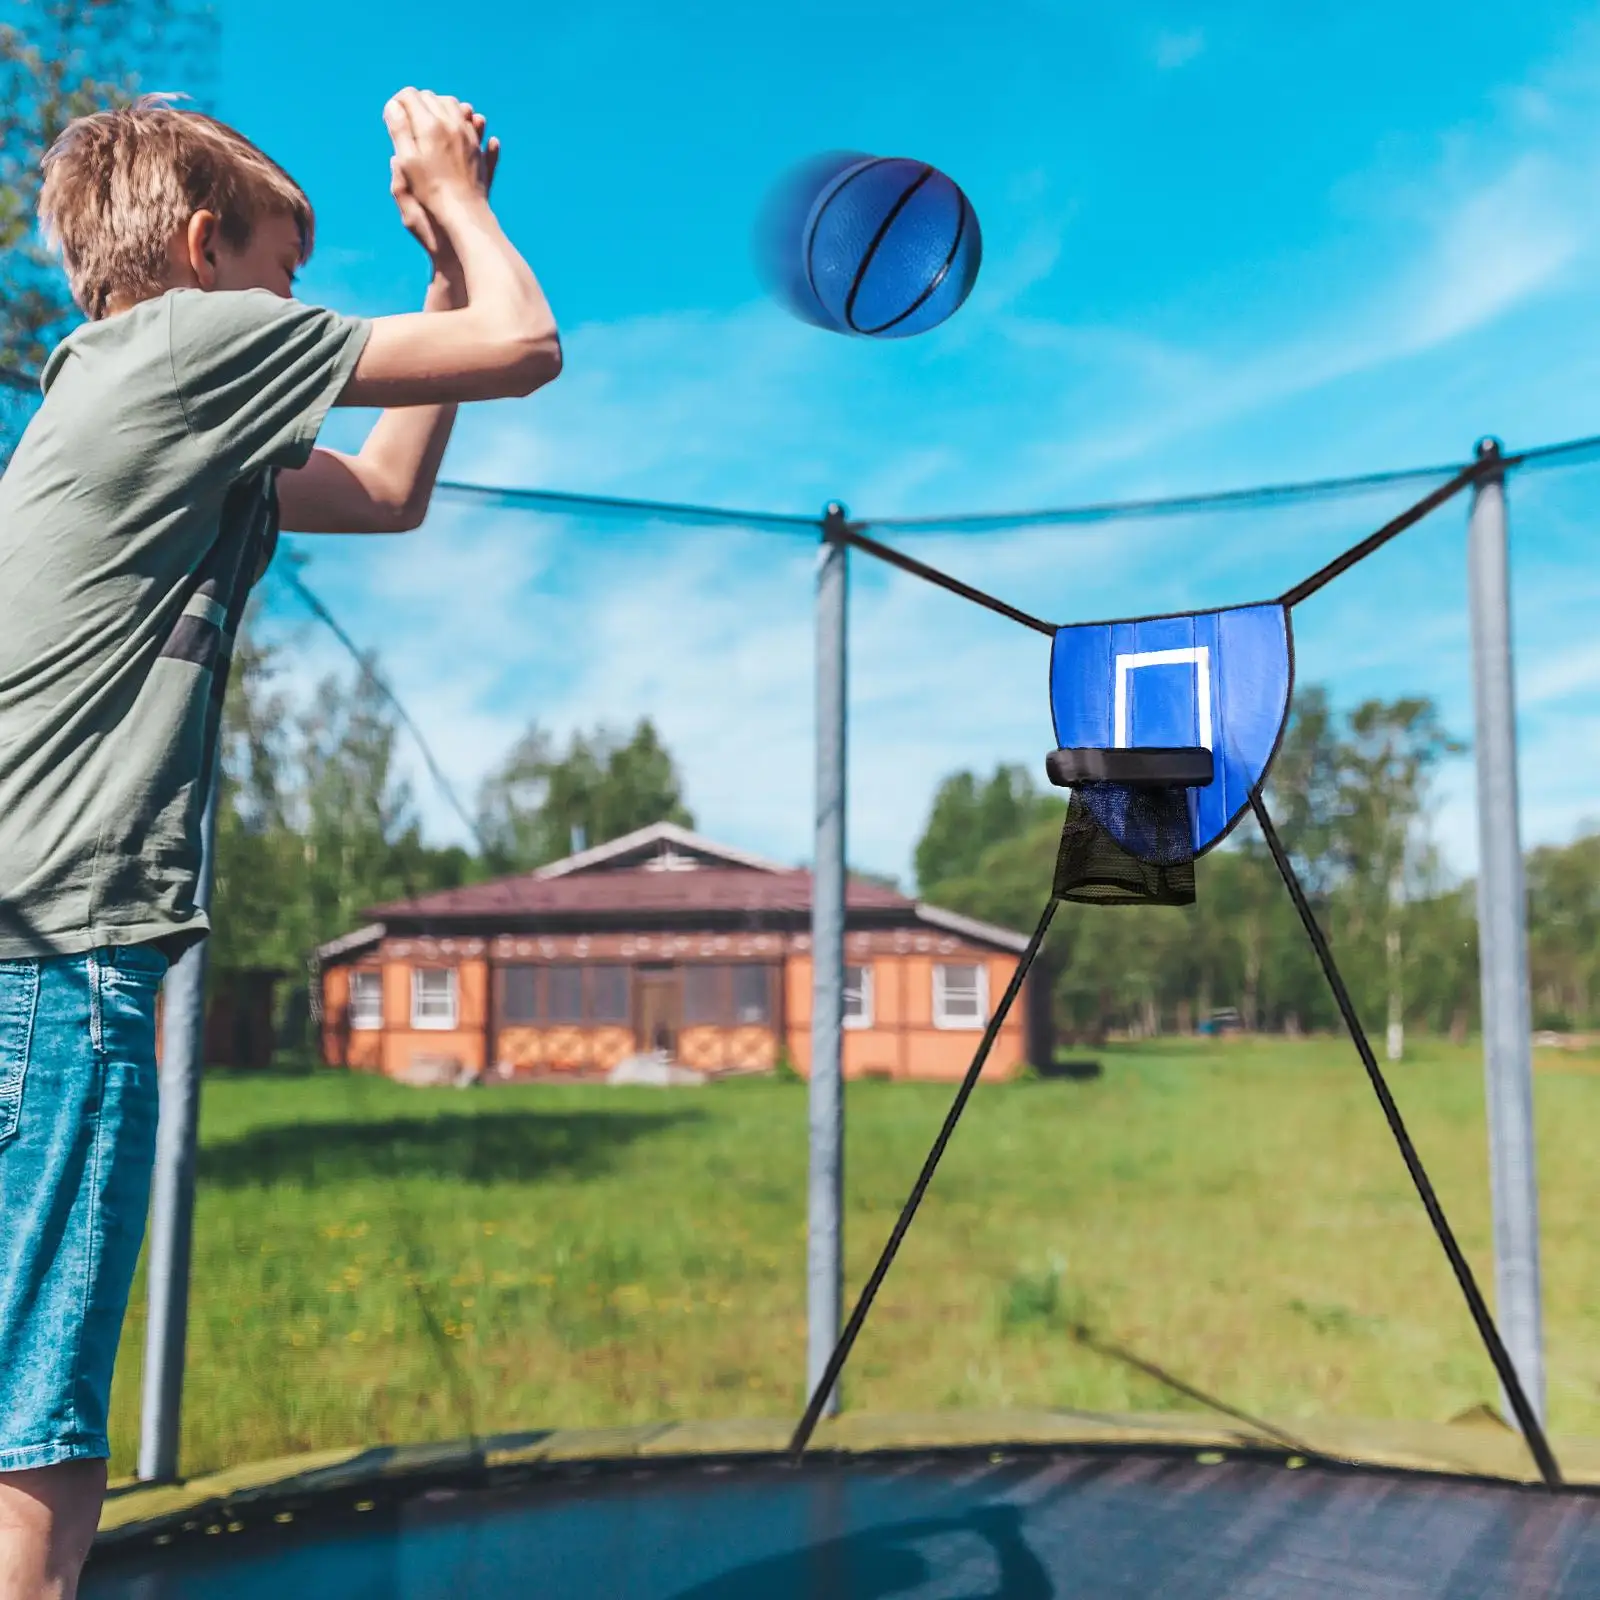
top-left (1113, 647), bottom-right (1212, 750)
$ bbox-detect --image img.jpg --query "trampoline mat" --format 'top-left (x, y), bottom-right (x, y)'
top-left (84, 1448), bottom-right (1600, 1599)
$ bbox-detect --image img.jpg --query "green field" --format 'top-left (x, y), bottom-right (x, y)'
top-left (106, 1036), bottom-right (1600, 1480)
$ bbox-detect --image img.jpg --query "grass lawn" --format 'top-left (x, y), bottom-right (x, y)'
top-left (105, 1035), bottom-right (1600, 1480)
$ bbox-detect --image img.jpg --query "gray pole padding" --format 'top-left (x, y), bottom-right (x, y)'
top-left (137, 767), bottom-right (220, 1483)
top-left (807, 506), bottom-right (848, 1417)
top-left (1466, 437), bottom-right (1547, 1426)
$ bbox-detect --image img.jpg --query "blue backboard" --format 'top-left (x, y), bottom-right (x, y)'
top-left (1048, 604), bottom-right (1293, 859)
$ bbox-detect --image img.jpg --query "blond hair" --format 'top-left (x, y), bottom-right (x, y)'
top-left (38, 96), bottom-right (315, 319)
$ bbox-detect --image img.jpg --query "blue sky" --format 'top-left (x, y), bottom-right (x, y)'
top-left (208, 0), bottom-right (1600, 885)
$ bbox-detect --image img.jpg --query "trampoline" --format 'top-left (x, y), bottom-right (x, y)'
top-left (85, 1418), bottom-right (1600, 1598)
top-left (95, 447), bottom-right (1600, 1596)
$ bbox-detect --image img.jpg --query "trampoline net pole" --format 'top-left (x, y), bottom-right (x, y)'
top-left (1467, 438), bottom-right (1548, 1428)
top-left (137, 758), bottom-right (219, 1483)
top-left (807, 505), bottom-right (849, 1419)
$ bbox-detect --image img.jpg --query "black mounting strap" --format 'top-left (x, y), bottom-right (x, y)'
top-left (789, 895), bottom-right (1061, 1458)
top-left (1046, 746), bottom-right (1214, 789)
top-left (844, 526), bottom-right (1058, 636)
top-left (1250, 791), bottom-right (1563, 1488)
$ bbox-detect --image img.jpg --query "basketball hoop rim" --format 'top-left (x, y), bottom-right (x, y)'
top-left (1045, 746), bottom-right (1215, 789)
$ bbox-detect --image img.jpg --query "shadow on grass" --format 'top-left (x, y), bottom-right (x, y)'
top-left (197, 1106), bottom-right (704, 1189)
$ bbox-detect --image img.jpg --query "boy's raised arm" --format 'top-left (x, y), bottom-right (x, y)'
top-left (339, 89), bottom-right (561, 408)
top-left (276, 93), bottom-right (558, 534)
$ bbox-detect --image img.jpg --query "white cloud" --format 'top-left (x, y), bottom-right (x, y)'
top-left (450, 304), bottom-right (837, 508)
top-left (1519, 640), bottom-right (1600, 707)
top-left (994, 156), bottom-right (1588, 504)
top-left (1404, 158), bottom-right (1584, 348)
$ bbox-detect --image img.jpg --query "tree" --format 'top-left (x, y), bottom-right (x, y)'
top-left (296, 658), bottom-right (443, 939)
top-left (1262, 685), bottom-right (1341, 891)
top-left (209, 612), bottom-right (478, 1055)
top-left (913, 763), bottom-right (1061, 894)
top-left (208, 606), bottom-right (300, 975)
top-left (1405, 885), bottom-right (1479, 1041)
top-left (1329, 698), bottom-right (1464, 1058)
top-left (1526, 832), bottom-right (1600, 1031)
top-left (1, 0), bottom-right (216, 461)
top-left (476, 717), bottom-right (694, 873)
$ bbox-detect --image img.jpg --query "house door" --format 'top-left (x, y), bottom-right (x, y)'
top-left (635, 967), bottom-right (680, 1055)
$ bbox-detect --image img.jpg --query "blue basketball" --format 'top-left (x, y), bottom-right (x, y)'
top-left (802, 156), bottom-right (981, 338)
top-left (752, 153), bottom-right (980, 338)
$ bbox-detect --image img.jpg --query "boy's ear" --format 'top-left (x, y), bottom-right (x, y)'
top-left (183, 209), bottom-right (222, 289)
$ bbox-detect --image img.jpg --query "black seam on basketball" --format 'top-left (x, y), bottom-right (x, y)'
top-left (857, 186), bottom-right (971, 336)
top-left (844, 165), bottom-right (936, 333)
top-left (804, 158), bottom-right (894, 318)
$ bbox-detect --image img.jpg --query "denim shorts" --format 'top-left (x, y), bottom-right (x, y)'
top-left (0, 944), bottom-right (167, 1472)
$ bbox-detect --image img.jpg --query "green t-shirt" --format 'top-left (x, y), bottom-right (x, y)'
top-left (0, 287), bottom-right (371, 959)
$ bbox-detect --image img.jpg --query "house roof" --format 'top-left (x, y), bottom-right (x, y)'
top-left (321, 822), bottom-right (1030, 959)
top-left (365, 867), bottom-right (909, 922)
top-left (312, 922), bottom-right (387, 964)
top-left (532, 821), bottom-right (790, 879)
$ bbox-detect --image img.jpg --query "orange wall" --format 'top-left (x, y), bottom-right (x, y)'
top-left (320, 965), bottom-right (367, 1069)
top-left (785, 950), bottom-right (1028, 1082)
top-left (321, 956), bottom-right (489, 1078)
top-left (380, 956), bottom-right (488, 1078)
top-left (319, 961), bottom-right (385, 1071)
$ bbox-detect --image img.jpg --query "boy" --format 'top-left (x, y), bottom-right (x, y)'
top-left (0, 88), bottom-right (560, 1599)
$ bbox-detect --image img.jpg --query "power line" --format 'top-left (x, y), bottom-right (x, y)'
top-left (433, 478), bottom-right (821, 531)
top-left (433, 464), bottom-right (1460, 535)
top-left (281, 569), bottom-right (487, 852)
top-left (842, 431), bottom-right (1600, 527)
top-left (425, 426), bottom-right (1600, 538)
top-left (860, 461), bottom-right (1468, 534)
top-left (1504, 430), bottom-right (1600, 472)
top-left (425, 434), bottom-right (1594, 539)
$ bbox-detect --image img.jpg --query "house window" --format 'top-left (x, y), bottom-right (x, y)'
top-left (589, 965), bottom-right (630, 1024)
top-left (843, 965), bottom-right (874, 1029)
top-left (732, 965), bottom-right (771, 1025)
top-left (500, 963), bottom-right (634, 1025)
top-left (684, 964), bottom-right (725, 1024)
top-left (683, 965), bottom-right (774, 1025)
top-left (501, 965), bottom-right (539, 1023)
top-left (546, 965), bottom-right (584, 1024)
top-left (348, 970), bottom-right (383, 1030)
top-left (411, 968), bottom-right (457, 1030)
top-left (933, 963), bottom-right (986, 1030)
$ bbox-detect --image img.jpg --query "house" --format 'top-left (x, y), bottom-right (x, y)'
top-left (313, 822), bottom-right (1051, 1083)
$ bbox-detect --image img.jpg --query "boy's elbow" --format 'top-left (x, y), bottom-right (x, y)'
top-left (505, 328), bottom-right (562, 398)
top-left (381, 480), bottom-right (431, 533)
top-left (392, 497), bottom-right (430, 533)
top-left (361, 498), bottom-right (426, 534)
